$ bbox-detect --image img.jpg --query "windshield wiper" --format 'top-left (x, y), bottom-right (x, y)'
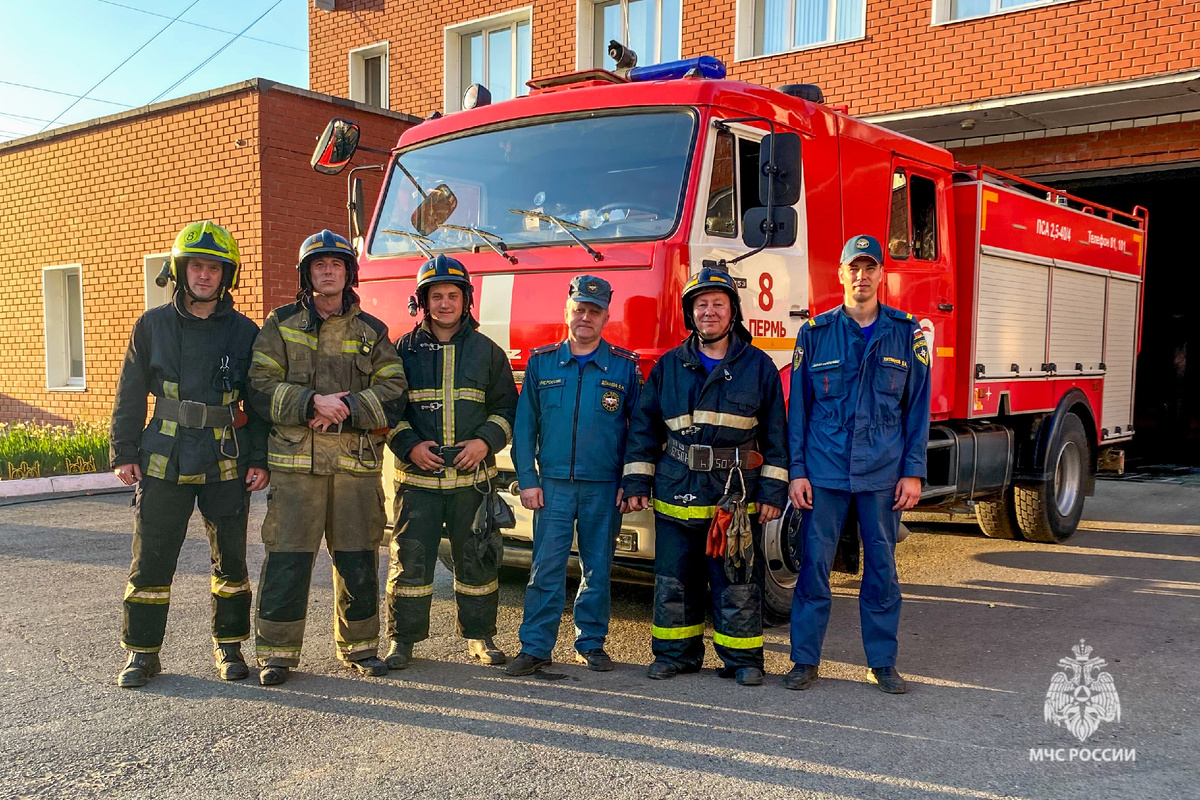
top-left (379, 229), bottom-right (435, 259)
top-left (508, 208), bottom-right (603, 262)
top-left (437, 223), bottom-right (517, 265)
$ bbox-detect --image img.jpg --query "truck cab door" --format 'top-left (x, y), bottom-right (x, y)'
top-left (882, 160), bottom-right (955, 416)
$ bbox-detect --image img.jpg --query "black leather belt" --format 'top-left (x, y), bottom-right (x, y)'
top-left (665, 439), bottom-right (762, 472)
top-left (153, 398), bottom-right (235, 429)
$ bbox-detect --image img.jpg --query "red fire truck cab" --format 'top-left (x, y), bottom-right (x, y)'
top-left (313, 58), bottom-right (1146, 622)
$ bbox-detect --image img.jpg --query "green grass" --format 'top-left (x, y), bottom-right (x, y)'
top-left (0, 421), bottom-right (110, 480)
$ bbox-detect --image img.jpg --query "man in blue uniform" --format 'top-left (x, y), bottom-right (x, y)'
top-left (785, 234), bottom-right (931, 694)
top-left (505, 276), bottom-right (642, 676)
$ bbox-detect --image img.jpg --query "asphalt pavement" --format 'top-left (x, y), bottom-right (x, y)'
top-left (0, 478), bottom-right (1196, 799)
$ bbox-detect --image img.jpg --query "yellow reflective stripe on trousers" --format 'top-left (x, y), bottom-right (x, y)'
top-left (712, 631), bottom-right (764, 649)
top-left (623, 461), bottom-right (654, 476)
top-left (125, 583), bottom-right (170, 604)
top-left (211, 577), bottom-right (250, 598)
top-left (217, 459), bottom-right (239, 482)
top-left (761, 464), bottom-right (789, 482)
top-left (653, 499), bottom-right (757, 521)
top-left (177, 473), bottom-right (206, 485)
top-left (253, 350), bottom-right (285, 375)
top-left (146, 453), bottom-right (169, 479)
top-left (391, 583), bottom-right (434, 598)
top-left (256, 646), bottom-right (301, 659)
top-left (280, 327), bottom-right (318, 350)
top-left (213, 635), bottom-right (249, 644)
top-left (336, 638), bottom-right (379, 655)
top-left (160, 420), bottom-right (177, 437)
top-left (651, 623), bottom-right (704, 640)
top-left (486, 414), bottom-right (512, 444)
top-left (454, 579), bottom-right (499, 596)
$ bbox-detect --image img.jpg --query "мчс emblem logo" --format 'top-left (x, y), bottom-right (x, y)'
top-left (1044, 640), bottom-right (1121, 742)
top-left (601, 391), bottom-right (620, 412)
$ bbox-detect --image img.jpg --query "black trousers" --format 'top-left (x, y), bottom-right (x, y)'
top-left (122, 476), bottom-right (250, 653)
top-left (386, 488), bottom-right (498, 642)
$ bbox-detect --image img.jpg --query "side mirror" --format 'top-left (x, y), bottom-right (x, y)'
top-left (743, 206), bottom-right (797, 249)
top-left (758, 132), bottom-right (802, 207)
top-left (349, 177), bottom-right (366, 240)
top-left (411, 184), bottom-right (458, 236)
top-left (311, 118), bottom-right (361, 175)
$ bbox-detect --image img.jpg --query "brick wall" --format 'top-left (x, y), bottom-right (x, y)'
top-left (310, 0), bottom-right (1200, 119)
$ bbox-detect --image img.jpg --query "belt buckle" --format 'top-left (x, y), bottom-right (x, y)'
top-left (177, 400), bottom-right (207, 429)
top-left (687, 444), bottom-right (713, 472)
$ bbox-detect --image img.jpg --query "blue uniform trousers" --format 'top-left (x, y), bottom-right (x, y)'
top-left (652, 516), bottom-right (765, 671)
top-left (517, 478), bottom-right (620, 660)
top-left (790, 486), bottom-right (902, 668)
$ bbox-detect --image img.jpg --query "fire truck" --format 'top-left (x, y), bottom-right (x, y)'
top-left (311, 56), bottom-right (1147, 623)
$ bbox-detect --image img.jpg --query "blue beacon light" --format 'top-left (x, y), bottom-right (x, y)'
top-left (628, 56), bottom-right (727, 83)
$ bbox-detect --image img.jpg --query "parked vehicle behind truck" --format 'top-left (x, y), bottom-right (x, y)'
top-left (310, 56), bottom-right (1147, 622)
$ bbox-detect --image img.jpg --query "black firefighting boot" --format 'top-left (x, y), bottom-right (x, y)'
top-left (384, 640), bottom-right (413, 670)
top-left (214, 643), bottom-right (250, 681)
top-left (259, 666), bottom-right (290, 686)
top-left (117, 652), bottom-right (161, 688)
top-left (467, 638), bottom-right (506, 665)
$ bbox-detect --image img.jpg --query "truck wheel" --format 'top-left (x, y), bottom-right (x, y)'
top-left (761, 509), bottom-right (798, 626)
top-left (975, 490), bottom-right (1023, 540)
top-left (1014, 413), bottom-right (1089, 543)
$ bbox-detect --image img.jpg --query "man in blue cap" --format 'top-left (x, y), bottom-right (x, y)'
top-left (506, 275), bottom-right (642, 676)
top-left (785, 234), bottom-right (931, 694)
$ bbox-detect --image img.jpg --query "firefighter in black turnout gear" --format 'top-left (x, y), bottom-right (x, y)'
top-left (384, 255), bottom-right (518, 669)
top-left (622, 268), bottom-right (788, 686)
top-left (110, 221), bottom-right (269, 688)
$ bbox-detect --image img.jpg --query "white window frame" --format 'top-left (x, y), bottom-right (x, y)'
top-left (734, 0), bottom-right (866, 62)
top-left (574, 0), bottom-right (682, 70)
top-left (42, 264), bottom-right (86, 391)
top-left (444, 8), bottom-right (533, 114)
top-left (932, 0), bottom-right (1077, 25)
top-left (348, 42), bottom-right (389, 109)
top-left (143, 253), bottom-right (173, 310)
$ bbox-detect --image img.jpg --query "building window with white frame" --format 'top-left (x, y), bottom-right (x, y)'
top-left (752, 0), bottom-right (865, 56)
top-left (451, 13), bottom-right (532, 110)
top-left (349, 42), bottom-right (388, 109)
top-left (42, 265), bottom-right (86, 389)
top-left (938, 0), bottom-right (1067, 23)
top-left (590, 0), bottom-right (680, 69)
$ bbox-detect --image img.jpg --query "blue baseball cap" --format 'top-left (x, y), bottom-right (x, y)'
top-left (568, 275), bottom-right (612, 310)
top-left (840, 234), bottom-right (884, 266)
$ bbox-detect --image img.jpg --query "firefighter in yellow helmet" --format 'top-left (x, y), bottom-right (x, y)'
top-left (111, 221), bottom-right (270, 688)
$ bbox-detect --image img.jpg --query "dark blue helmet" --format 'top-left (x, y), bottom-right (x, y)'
top-left (297, 229), bottom-right (358, 292)
top-left (415, 254), bottom-right (473, 312)
top-left (682, 266), bottom-right (743, 333)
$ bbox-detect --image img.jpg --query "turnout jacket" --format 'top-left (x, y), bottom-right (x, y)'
top-left (110, 292), bottom-right (268, 483)
top-left (621, 333), bottom-right (789, 523)
top-left (389, 317), bottom-right (518, 492)
top-left (513, 338), bottom-right (642, 487)
top-left (787, 304), bottom-right (932, 492)
top-left (248, 298), bottom-right (408, 476)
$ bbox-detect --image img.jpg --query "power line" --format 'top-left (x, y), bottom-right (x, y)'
top-left (148, 0), bottom-right (286, 105)
top-left (0, 110), bottom-right (56, 124)
top-left (38, 0), bottom-right (204, 132)
top-left (0, 79), bottom-right (132, 108)
top-left (93, 0), bottom-right (305, 52)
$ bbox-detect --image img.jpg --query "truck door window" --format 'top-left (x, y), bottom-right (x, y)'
top-left (909, 174), bottom-right (938, 260)
top-left (704, 130), bottom-right (737, 237)
top-left (738, 138), bottom-right (764, 217)
top-left (888, 169), bottom-right (910, 259)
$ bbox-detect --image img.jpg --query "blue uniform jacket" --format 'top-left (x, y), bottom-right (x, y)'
top-left (787, 304), bottom-right (932, 493)
top-left (513, 339), bottom-right (642, 487)
top-left (622, 334), bottom-right (789, 523)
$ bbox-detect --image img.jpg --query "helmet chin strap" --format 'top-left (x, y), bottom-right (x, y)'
top-left (697, 325), bottom-right (734, 345)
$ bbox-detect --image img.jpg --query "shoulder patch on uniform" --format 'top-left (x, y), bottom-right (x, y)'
top-left (792, 345), bottom-right (804, 370)
top-left (530, 343), bottom-right (561, 356)
top-left (913, 329), bottom-right (929, 366)
top-left (608, 344), bottom-right (638, 361)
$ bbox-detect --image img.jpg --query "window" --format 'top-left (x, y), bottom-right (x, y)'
top-left (143, 253), bottom-right (173, 310)
top-left (751, 0), bottom-right (864, 57)
top-left (446, 11), bottom-right (532, 112)
top-left (586, 0), bottom-right (680, 69)
top-left (349, 42), bottom-right (388, 109)
top-left (704, 130), bottom-right (737, 237)
top-left (42, 265), bottom-right (85, 389)
top-left (887, 169), bottom-right (938, 261)
top-left (936, 0), bottom-right (1072, 23)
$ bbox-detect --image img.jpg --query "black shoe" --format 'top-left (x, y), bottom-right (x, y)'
top-left (735, 667), bottom-right (765, 686)
top-left (117, 652), bottom-right (161, 688)
top-left (214, 643), bottom-right (249, 681)
top-left (867, 666), bottom-right (909, 694)
top-left (345, 656), bottom-right (388, 677)
top-left (259, 665), bottom-right (289, 686)
top-left (575, 648), bottom-right (614, 672)
top-left (783, 663), bottom-right (819, 691)
top-left (467, 638), bottom-right (506, 665)
top-left (505, 652), bottom-right (551, 676)
top-left (384, 640), bottom-right (413, 670)
top-left (647, 660), bottom-right (678, 680)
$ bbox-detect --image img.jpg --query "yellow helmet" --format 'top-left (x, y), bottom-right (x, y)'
top-left (170, 221), bottom-right (241, 294)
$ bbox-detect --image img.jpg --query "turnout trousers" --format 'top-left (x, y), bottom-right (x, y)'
top-left (386, 487), bottom-right (496, 643)
top-left (651, 516), bottom-right (765, 671)
top-left (517, 478), bottom-right (620, 660)
top-left (122, 476), bottom-right (251, 653)
top-left (790, 486), bottom-right (902, 668)
top-left (254, 471), bottom-right (386, 667)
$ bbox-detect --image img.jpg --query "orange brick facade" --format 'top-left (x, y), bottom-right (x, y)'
top-left (309, 0), bottom-right (1200, 119)
top-left (0, 82), bottom-right (410, 426)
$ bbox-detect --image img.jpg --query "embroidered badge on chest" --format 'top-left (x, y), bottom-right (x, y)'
top-left (601, 391), bottom-right (621, 412)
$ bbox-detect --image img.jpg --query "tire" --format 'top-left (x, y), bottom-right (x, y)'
top-left (1014, 413), bottom-right (1090, 543)
top-left (975, 489), bottom-right (1024, 540)
top-left (761, 507), bottom-right (799, 627)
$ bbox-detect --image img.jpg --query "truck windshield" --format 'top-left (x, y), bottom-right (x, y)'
top-left (369, 110), bottom-right (696, 258)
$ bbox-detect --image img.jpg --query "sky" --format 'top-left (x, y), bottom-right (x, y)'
top-left (0, 0), bottom-right (309, 142)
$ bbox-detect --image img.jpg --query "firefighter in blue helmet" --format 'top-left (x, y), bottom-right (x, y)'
top-left (622, 267), bottom-right (788, 686)
top-left (506, 275), bottom-right (642, 676)
top-left (785, 234), bottom-right (932, 694)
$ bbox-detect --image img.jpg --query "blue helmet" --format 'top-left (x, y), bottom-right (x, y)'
top-left (415, 254), bottom-right (474, 312)
top-left (297, 229), bottom-right (358, 292)
top-left (839, 234), bottom-right (883, 267)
